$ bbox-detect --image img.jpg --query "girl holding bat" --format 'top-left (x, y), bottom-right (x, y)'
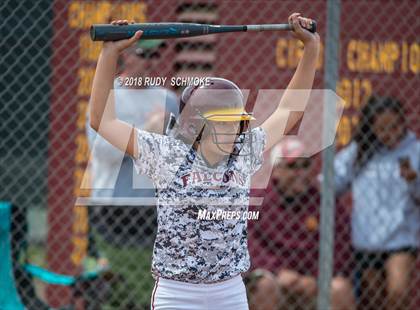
top-left (89, 13), bottom-right (319, 310)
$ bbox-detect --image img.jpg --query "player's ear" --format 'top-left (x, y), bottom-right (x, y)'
top-left (179, 84), bottom-right (200, 113)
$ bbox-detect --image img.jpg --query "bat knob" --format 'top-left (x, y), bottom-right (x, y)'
top-left (307, 20), bottom-right (317, 33)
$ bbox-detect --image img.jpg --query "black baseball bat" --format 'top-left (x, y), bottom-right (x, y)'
top-left (90, 22), bottom-right (317, 41)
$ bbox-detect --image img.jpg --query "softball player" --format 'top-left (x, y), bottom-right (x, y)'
top-left (89, 13), bottom-right (320, 310)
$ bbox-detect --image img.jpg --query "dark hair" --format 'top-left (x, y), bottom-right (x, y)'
top-left (352, 95), bottom-right (406, 172)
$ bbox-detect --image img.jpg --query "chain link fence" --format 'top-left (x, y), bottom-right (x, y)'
top-left (1, 0), bottom-right (419, 309)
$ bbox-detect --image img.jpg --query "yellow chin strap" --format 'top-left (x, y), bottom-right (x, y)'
top-left (202, 108), bottom-right (255, 122)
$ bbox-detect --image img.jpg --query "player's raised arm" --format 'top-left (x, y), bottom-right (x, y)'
top-left (261, 13), bottom-right (320, 151)
top-left (89, 20), bottom-right (143, 158)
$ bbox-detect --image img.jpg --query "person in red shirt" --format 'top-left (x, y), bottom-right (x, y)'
top-left (246, 138), bottom-right (355, 310)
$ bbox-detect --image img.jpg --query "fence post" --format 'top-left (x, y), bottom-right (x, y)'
top-left (317, 1), bottom-right (341, 310)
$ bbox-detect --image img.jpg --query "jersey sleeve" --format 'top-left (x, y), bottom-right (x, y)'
top-left (132, 129), bottom-right (170, 180)
top-left (247, 127), bottom-right (267, 174)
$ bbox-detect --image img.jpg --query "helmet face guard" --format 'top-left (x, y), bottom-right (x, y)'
top-left (198, 109), bottom-right (255, 156)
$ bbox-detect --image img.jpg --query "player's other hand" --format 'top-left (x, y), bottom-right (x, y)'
top-left (400, 158), bottom-right (417, 183)
top-left (288, 13), bottom-right (320, 45)
top-left (103, 20), bottom-right (143, 54)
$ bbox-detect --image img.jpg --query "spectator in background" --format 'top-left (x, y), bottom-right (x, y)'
top-left (86, 39), bottom-right (178, 252)
top-left (246, 138), bottom-right (355, 310)
top-left (334, 96), bottom-right (419, 310)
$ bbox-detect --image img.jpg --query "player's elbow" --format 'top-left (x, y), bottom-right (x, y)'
top-left (89, 108), bottom-right (103, 132)
top-left (90, 117), bottom-right (116, 133)
top-left (90, 118), bottom-right (100, 132)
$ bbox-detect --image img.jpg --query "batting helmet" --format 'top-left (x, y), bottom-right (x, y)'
top-left (175, 77), bottom-right (255, 154)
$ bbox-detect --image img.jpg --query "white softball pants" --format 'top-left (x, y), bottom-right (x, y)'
top-left (150, 274), bottom-right (249, 310)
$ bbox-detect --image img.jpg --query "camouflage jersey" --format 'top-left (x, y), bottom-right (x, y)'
top-left (132, 127), bottom-right (266, 283)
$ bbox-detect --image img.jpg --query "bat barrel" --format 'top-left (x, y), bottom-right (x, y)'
top-left (91, 23), bottom-right (216, 41)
